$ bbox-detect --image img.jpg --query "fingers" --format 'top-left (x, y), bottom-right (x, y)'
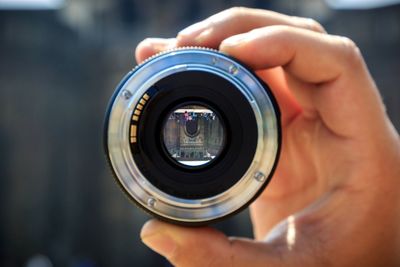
top-left (220, 26), bottom-right (357, 82)
top-left (220, 26), bottom-right (386, 138)
top-left (134, 8), bottom-right (386, 139)
top-left (135, 38), bottom-right (176, 63)
top-left (140, 220), bottom-right (286, 267)
top-left (134, 40), bottom-right (302, 128)
top-left (177, 7), bottom-right (325, 48)
top-left (135, 7), bottom-right (325, 63)
top-left (141, 220), bottom-right (231, 266)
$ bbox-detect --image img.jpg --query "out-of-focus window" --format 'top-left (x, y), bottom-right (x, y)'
top-left (326, 0), bottom-right (400, 9)
top-left (0, 0), bottom-right (64, 10)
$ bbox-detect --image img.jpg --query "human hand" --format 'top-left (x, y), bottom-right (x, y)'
top-left (136, 7), bottom-right (400, 267)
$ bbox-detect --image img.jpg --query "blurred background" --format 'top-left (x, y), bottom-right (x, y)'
top-left (0, 0), bottom-right (399, 266)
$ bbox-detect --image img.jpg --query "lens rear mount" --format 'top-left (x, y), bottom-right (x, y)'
top-left (104, 48), bottom-right (281, 225)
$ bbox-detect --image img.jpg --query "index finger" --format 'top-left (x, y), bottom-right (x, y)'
top-left (220, 26), bottom-right (386, 139)
top-left (177, 7), bottom-right (326, 48)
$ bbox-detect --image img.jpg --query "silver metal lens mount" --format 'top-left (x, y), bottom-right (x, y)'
top-left (104, 47), bottom-right (281, 225)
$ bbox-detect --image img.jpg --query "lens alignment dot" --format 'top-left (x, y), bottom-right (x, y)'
top-left (163, 105), bottom-right (225, 167)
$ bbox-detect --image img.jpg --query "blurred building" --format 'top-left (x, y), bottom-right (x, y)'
top-left (0, 0), bottom-right (399, 266)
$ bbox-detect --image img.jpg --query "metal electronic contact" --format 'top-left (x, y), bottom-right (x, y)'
top-left (104, 47), bottom-right (281, 225)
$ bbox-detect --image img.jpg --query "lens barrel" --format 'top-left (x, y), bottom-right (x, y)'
top-left (104, 48), bottom-right (281, 225)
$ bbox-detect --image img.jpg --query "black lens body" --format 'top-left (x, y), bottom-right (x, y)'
top-left (132, 70), bottom-right (258, 199)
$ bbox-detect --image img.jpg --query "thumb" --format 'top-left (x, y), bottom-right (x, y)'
top-left (140, 220), bottom-right (287, 267)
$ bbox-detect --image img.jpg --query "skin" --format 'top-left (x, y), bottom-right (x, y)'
top-left (136, 7), bottom-right (400, 267)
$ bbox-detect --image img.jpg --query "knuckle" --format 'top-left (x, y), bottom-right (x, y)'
top-left (306, 18), bottom-right (326, 33)
top-left (225, 6), bottom-right (246, 16)
top-left (220, 6), bottom-right (247, 21)
top-left (207, 7), bottom-right (246, 26)
top-left (338, 36), bottom-right (363, 66)
top-left (291, 16), bottom-right (326, 33)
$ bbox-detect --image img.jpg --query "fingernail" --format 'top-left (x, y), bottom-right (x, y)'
top-left (178, 21), bottom-right (207, 37)
top-left (143, 37), bottom-right (171, 45)
top-left (141, 221), bottom-right (177, 258)
top-left (145, 38), bottom-right (176, 50)
top-left (221, 34), bottom-right (250, 48)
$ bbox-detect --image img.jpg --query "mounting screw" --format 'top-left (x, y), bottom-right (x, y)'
top-left (229, 65), bottom-right (239, 75)
top-left (147, 197), bottom-right (157, 207)
top-left (254, 171), bottom-right (267, 182)
top-left (122, 90), bottom-right (132, 100)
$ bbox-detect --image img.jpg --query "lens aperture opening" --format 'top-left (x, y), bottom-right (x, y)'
top-left (162, 104), bottom-right (225, 167)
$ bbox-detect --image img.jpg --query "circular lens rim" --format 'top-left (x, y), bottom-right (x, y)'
top-left (104, 48), bottom-right (281, 225)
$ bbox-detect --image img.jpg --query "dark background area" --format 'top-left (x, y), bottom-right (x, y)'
top-left (0, 0), bottom-right (399, 266)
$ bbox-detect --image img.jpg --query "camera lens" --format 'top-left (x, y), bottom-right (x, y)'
top-left (162, 104), bottom-right (225, 168)
top-left (104, 47), bottom-right (281, 225)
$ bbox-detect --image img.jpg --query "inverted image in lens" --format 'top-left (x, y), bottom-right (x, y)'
top-left (162, 105), bottom-right (225, 167)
